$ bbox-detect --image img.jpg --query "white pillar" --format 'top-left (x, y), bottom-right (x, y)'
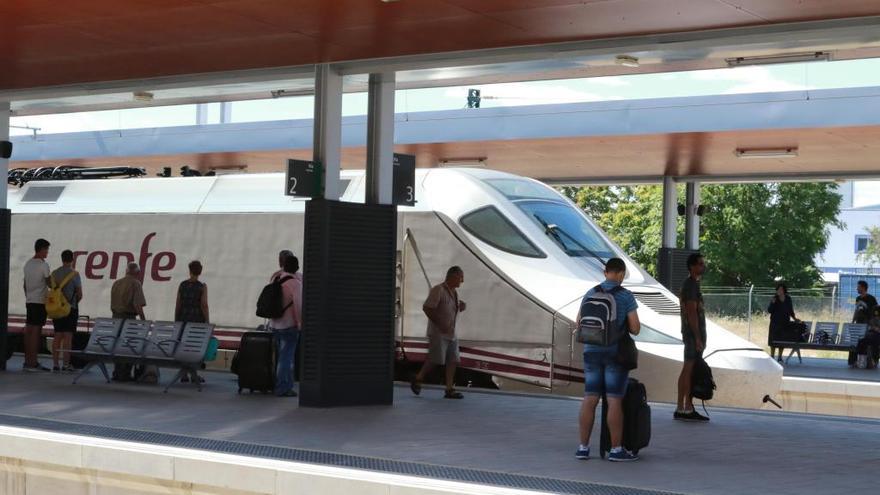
top-left (365, 72), bottom-right (395, 205)
top-left (220, 102), bottom-right (232, 124)
top-left (661, 176), bottom-right (677, 249)
top-left (0, 101), bottom-right (9, 208)
top-left (685, 181), bottom-right (701, 250)
top-left (313, 64), bottom-right (343, 200)
top-left (196, 103), bottom-right (209, 125)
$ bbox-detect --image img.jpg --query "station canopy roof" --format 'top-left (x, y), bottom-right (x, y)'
top-left (4, 1), bottom-right (880, 182)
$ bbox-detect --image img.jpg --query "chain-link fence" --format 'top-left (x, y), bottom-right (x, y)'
top-left (702, 286), bottom-right (844, 349)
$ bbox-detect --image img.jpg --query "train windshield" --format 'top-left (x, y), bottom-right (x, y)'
top-left (521, 201), bottom-right (616, 259)
top-left (486, 179), bottom-right (615, 259)
top-left (520, 201), bottom-right (614, 259)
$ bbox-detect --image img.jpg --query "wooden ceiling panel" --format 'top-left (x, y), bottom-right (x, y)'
top-left (65, 5), bottom-right (287, 49)
top-left (210, 0), bottom-right (475, 34)
top-left (486, 0), bottom-right (762, 39)
top-left (441, 0), bottom-right (598, 14)
top-left (721, 0), bottom-right (880, 22)
top-left (2, 0), bottom-right (880, 91)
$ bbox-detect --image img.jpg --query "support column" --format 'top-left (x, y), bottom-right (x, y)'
top-left (685, 181), bottom-right (701, 250)
top-left (300, 68), bottom-right (396, 407)
top-left (220, 102), bottom-right (232, 124)
top-left (365, 72), bottom-right (395, 205)
top-left (312, 64), bottom-right (343, 200)
top-left (0, 101), bottom-right (11, 371)
top-left (661, 176), bottom-right (677, 249)
top-left (195, 103), bottom-right (209, 125)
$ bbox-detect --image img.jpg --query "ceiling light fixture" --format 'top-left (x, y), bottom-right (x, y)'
top-left (734, 147), bottom-right (799, 159)
top-left (615, 55), bottom-right (640, 68)
top-left (438, 157), bottom-right (487, 168)
top-left (726, 51), bottom-right (830, 67)
top-left (132, 91), bottom-right (154, 102)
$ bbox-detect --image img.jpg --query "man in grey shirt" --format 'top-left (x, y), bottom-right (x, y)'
top-left (50, 249), bottom-right (83, 372)
top-left (410, 266), bottom-right (467, 399)
top-left (22, 238), bottom-right (51, 372)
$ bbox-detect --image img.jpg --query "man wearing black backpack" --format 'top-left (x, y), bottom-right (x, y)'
top-left (266, 255), bottom-right (302, 397)
top-left (675, 253), bottom-right (710, 422)
top-left (575, 257), bottom-right (641, 462)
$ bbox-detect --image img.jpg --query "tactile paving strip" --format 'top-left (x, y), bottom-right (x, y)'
top-left (0, 413), bottom-right (682, 495)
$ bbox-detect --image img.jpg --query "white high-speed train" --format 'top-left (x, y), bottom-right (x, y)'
top-left (6, 168), bottom-right (782, 407)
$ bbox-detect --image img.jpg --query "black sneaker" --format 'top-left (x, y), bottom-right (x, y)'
top-left (444, 390), bottom-right (464, 399)
top-left (673, 410), bottom-right (688, 421)
top-left (684, 410), bottom-right (710, 422)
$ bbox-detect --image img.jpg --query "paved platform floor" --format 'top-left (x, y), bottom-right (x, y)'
top-left (782, 356), bottom-right (880, 382)
top-left (0, 357), bottom-right (878, 495)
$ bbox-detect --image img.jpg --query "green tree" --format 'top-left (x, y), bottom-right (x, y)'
top-left (857, 226), bottom-right (880, 267)
top-left (561, 183), bottom-right (842, 288)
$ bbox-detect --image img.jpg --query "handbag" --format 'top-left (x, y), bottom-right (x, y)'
top-left (616, 331), bottom-right (638, 370)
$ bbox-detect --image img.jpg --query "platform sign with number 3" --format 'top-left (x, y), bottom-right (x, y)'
top-left (393, 153), bottom-right (416, 207)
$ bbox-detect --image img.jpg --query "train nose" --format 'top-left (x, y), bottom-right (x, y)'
top-left (706, 349), bottom-right (783, 409)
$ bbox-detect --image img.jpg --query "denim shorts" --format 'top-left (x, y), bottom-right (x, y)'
top-left (583, 349), bottom-right (629, 398)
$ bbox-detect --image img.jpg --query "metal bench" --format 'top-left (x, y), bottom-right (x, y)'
top-left (840, 323), bottom-right (868, 347)
top-left (160, 322), bottom-right (214, 393)
top-left (776, 322), bottom-right (863, 365)
top-left (72, 318), bottom-right (124, 384)
top-left (72, 319), bottom-right (214, 391)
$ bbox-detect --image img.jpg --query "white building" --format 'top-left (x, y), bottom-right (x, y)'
top-left (818, 181), bottom-right (880, 284)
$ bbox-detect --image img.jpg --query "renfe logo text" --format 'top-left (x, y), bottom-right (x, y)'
top-left (72, 233), bottom-right (177, 282)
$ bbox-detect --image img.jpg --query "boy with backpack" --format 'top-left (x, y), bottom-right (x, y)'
top-left (48, 250), bottom-right (83, 372)
top-left (575, 257), bottom-right (641, 462)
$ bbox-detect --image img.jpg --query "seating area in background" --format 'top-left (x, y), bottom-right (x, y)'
top-left (773, 321), bottom-right (872, 366)
top-left (72, 318), bottom-right (215, 392)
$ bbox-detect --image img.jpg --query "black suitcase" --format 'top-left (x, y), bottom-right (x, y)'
top-left (600, 378), bottom-right (651, 458)
top-left (235, 332), bottom-right (275, 394)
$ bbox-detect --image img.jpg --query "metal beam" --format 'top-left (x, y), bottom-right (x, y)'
top-left (685, 182), bottom-right (700, 250)
top-left (365, 73), bottom-right (396, 205)
top-left (313, 64), bottom-right (343, 200)
top-left (0, 101), bottom-right (9, 372)
top-left (662, 176), bottom-right (677, 249)
top-left (0, 101), bottom-right (8, 208)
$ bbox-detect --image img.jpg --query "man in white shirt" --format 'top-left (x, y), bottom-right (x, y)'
top-left (410, 266), bottom-right (467, 399)
top-left (22, 238), bottom-right (51, 372)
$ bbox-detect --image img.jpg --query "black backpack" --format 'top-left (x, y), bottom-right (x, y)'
top-left (256, 275), bottom-right (293, 319)
top-left (577, 285), bottom-right (624, 346)
top-left (691, 357), bottom-right (716, 401)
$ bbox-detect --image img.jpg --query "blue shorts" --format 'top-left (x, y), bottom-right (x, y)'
top-left (583, 349), bottom-right (629, 398)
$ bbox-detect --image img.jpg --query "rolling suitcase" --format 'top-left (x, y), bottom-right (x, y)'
top-left (600, 378), bottom-right (651, 458)
top-left (235, 331), bottom-right (275, 394)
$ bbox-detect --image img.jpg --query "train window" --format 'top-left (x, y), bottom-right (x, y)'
top-left (460, 206), bottom-right (545, 258)
top-left (631, 324), bottom-right (683, 345)
top-left (21, 186), bottom-right (65, 203)
top-left (485, 179), bottom-right (560, 201)
top-left (516, 200), bottom-right (615, 259)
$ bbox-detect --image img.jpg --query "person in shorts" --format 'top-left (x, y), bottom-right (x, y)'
top-left (575, 257), bottom-right (641, 462)
top-left (675, 253), bottom-right (710, 422)
top-left (50, 249), bottom-right (83, 372)
top-left (22, 238), bottom-right (51, 372)
top-left (410, 266), bottom-right (467, 399)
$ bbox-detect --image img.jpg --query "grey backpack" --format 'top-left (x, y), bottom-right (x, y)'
top-left (577, 285), bottom-right (623, 346)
